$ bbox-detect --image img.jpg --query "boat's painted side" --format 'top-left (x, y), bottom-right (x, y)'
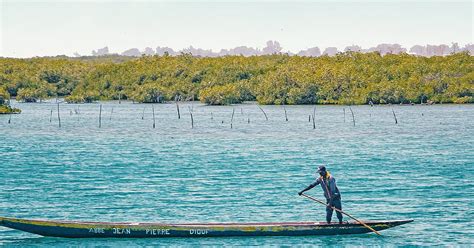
top-left (0, 217), bottom-right (413, 238)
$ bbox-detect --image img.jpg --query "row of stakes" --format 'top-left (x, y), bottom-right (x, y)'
top-left (5, 102), bottom-right (400, 128)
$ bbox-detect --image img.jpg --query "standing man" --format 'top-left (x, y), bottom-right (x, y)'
top-left (299, 165), bottom-right (343, 224)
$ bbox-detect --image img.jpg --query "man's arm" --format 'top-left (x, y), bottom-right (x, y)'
top-left (299, 179), bottom-right (320, 196)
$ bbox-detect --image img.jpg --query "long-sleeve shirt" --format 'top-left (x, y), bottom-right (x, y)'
top-left (305, 175), bottom-right (341, 200)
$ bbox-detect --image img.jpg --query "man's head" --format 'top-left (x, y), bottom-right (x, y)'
top-left (317, 165), bottom-right (327, 177)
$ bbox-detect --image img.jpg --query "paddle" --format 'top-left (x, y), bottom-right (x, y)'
top-left (300, 193), bottom-right (381, 236)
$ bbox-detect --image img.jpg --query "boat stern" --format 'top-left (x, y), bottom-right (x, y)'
top-left (0, 216), bottom-right (11, 227)
top-left (370, 219), bottom-right (414, 232)
top-left (385, 219), bottom-right (413, 227)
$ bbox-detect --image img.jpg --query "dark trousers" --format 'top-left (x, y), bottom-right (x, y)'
top-left (326, 198), bottom-right (343, 224)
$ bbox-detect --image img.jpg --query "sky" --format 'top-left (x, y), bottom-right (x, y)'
top-left (1, 0), bottom-right (472, 58)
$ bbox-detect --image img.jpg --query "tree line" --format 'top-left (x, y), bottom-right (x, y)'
top-left (0, 52), bottom-right (472, 106)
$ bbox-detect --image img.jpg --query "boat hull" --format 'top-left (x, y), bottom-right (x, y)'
top-left (0, 217), bottom-right (413, 238)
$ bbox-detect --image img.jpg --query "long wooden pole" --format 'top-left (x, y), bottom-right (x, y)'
top-left (301, 193), bottom-right (381, 235)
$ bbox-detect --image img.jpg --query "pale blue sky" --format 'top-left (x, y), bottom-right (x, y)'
top-left (1, 0), bottom-right (472, 57)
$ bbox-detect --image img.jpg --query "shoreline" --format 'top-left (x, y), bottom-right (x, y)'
top-left (7, 98), bottom-right (472, 106)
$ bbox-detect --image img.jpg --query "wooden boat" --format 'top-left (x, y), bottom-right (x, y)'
top-left (0, 216), bottom-right (412, 238)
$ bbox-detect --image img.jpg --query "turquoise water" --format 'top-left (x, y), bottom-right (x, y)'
top-left (1, 101), bottom-right (473, 246)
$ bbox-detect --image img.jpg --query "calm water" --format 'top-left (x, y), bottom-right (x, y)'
top-left (1, 101), bottom-right (473, 247)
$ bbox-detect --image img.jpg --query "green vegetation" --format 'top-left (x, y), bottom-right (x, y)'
top-left (0, 52), bottom-right (472, 105)
top-left (0, 86), bottom-right (20, 114)
top-left (0, 105), bottom-right (21, 114)
top-left (0, 86), bottom-right (9, 105)
top-left (200, 84), bottom-right (242, 105)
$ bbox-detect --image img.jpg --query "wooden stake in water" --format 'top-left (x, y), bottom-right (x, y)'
top-left (188, 107), bottom-right (194, 129)
top-left (257, 105), bottom-right (268, 121)
top-left (8, 113), bottom-right (11, 124)
top-left (142, 107), bottom-right (145, 120)
top-left (230, 108), bottom-right (235, 129)
top-left (309, 115), bottom-right (311, 122)
top-left (49, 108), bottom-right (53, 123)
top-left (57, 103), bottom-right (61, 128)
top-left (176, 102), bottom-right (181, 119)
top-left (343, 108), bottom-right (346, 123)
top-left (284, 106), bottom-right (288, 122)
top-left (312, 106), bottom-right (316, 129)
top-left (152, 105), bottom-right (156, 128)
top-left (99, 104), bottom-right (102, 128)
top-left (349, 106), bottom-right (355, 126)
top-left (392, 108), bottom-right (398, 124)
top-left (110, 107), bottom-right (114, 121)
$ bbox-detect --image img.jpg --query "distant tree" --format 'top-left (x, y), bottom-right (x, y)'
top-left (200, 84), bottom-right (242, 105)
top-left (0, 87), bottom-right (10, 105)
top-left (0, 52), bottom-right (472, 105)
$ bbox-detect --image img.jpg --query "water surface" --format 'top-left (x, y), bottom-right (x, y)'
top-left (1, 101), bottom-right (473, 246)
